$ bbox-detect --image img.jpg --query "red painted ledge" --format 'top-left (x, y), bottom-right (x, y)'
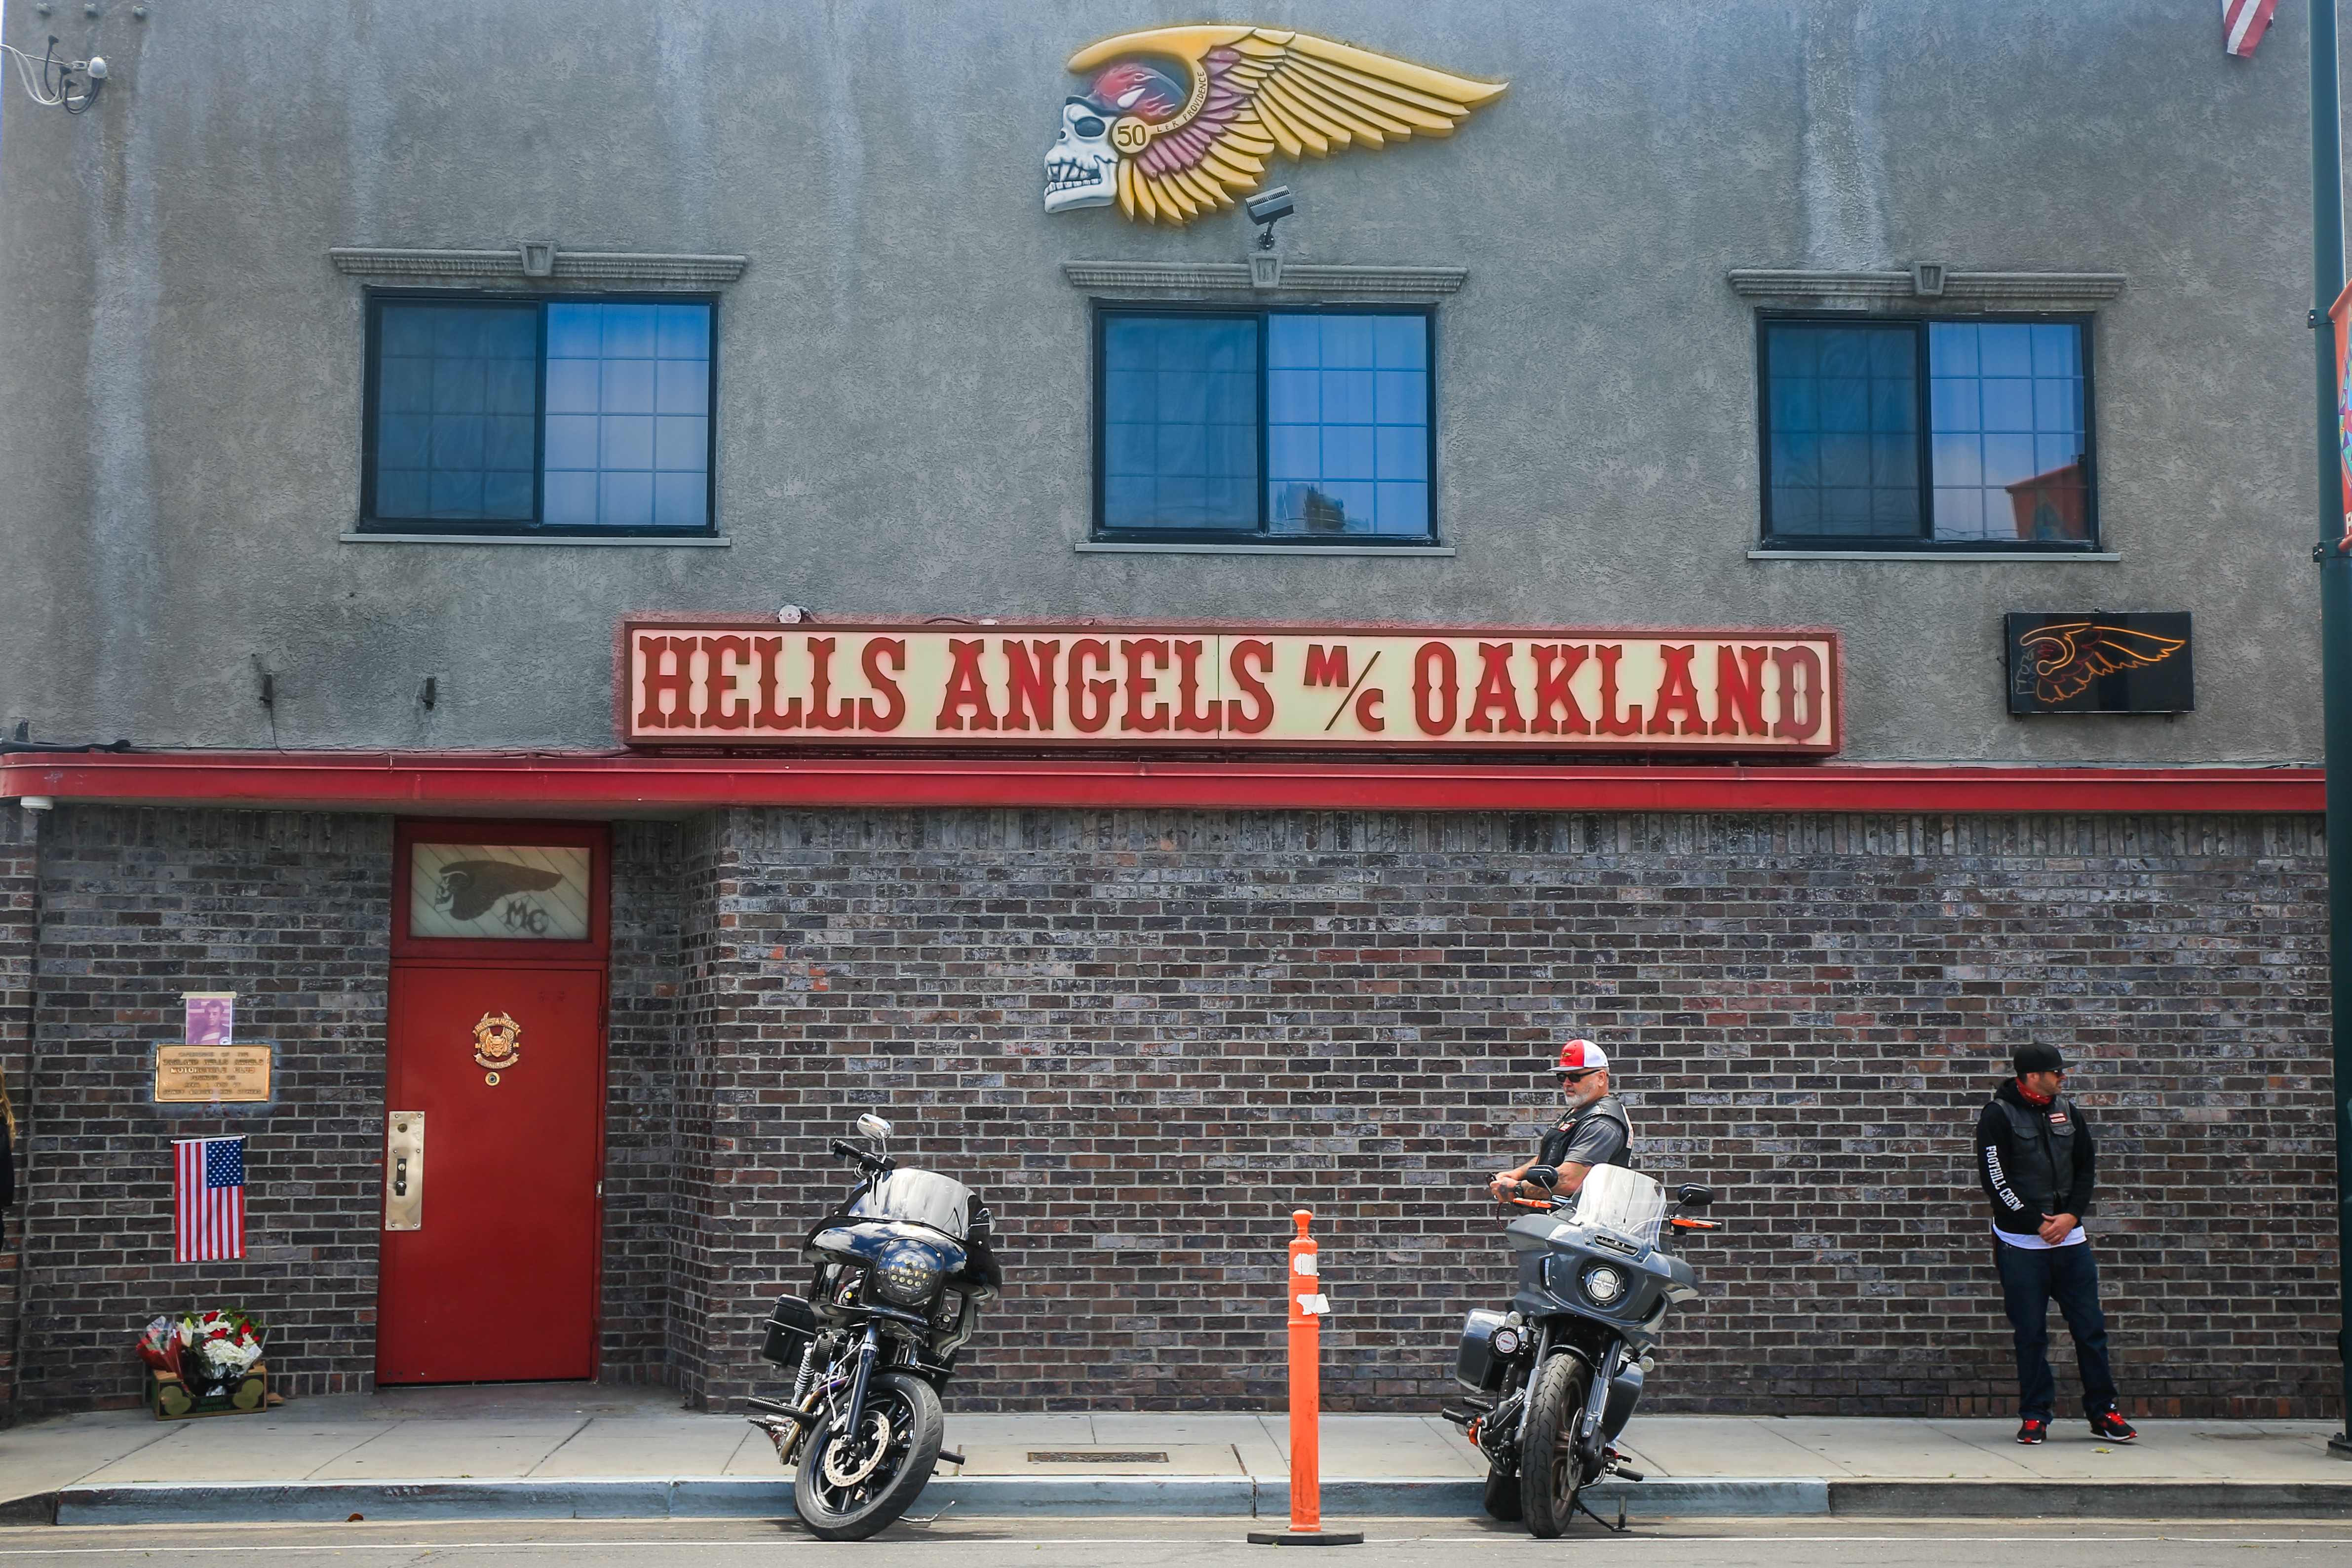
top-left (0, 751), bottom-right (2324, 815)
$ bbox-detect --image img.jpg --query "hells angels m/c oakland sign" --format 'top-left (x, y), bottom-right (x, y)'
top-left (622, 621), bottom-right (1841, 754)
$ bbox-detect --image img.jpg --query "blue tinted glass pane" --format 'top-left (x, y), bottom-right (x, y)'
top-left (372, 301), bottom-right (537, 522)
top-left (546, 305), bottom-right (601, 358)
top-left (1266, 314), bottom-right (1317, 369)
top-left (601, 415), bottom-right (655, 470)
top-left (1928, 320), bottom-right (2086, 541)
top-left (600, 470), bottom-right (655, 529)
top-left (655, 416), bottom-right (707, 472)
top-left (1373, 315), bottom-right (1425, 370)
top-left (543, 470), bottom-right (597, 528)
top-left (656, 359), bottom-right (709, 416)
top-left (1763, 321), bottom-right (1920, 538)
top-left (527, 301), bottom-right (712, 531)
top-left (654, 471), bottom-right (709, 529)
top-left (1101, 316), bottom-right (1260, 530)
top-left (1264, 312), bottom-right (1432, 538)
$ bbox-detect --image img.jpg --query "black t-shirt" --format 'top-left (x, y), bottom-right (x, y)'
top-left (1536, 1095), bottom-right (1631, 1172)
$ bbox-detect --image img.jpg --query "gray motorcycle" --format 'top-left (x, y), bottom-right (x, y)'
top-left (1440, 1164), bottom-right (1718, 1537)
top-left (747, 1114), bottom-right (996, 1540)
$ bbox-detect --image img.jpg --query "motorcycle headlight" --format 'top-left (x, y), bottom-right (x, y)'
top-left (1581, 1264), bottom-right (1627, 1306)
top-left (875, 1241), bottom-right (946, 1305)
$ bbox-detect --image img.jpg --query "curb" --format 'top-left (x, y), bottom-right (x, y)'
top-left (1828, 1479), bottom-right (2352, 1519)
top-left (39, 1474), bottom-right (2352, 1526)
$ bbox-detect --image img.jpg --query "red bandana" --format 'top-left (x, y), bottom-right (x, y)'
top-left (2015, 1080), bottom-right (2055, 1107)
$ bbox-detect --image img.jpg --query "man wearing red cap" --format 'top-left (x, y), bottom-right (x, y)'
top-left (1487, 1039), bottom-right (1634, 1203)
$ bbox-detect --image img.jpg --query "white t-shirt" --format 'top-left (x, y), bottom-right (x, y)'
top-left (1993, 1221), bottom-right (2085, 1250)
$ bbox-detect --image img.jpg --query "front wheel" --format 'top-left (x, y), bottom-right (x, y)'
top-left (792, 1371), bottom-right (944, 1540)
top-left (1518, 1354), bottom-right (1592, 1538)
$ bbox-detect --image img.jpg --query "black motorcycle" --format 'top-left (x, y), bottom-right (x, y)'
top-left (1440, 1163), bottom-right (1718, 1537)
top-left (748, 1114), bottom-right (997, 1540)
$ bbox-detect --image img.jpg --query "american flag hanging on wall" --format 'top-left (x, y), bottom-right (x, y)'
top-left (2225, 0), bottom-right (2277, 57)
top-left (174, 1136), bottom-right (246, 1262)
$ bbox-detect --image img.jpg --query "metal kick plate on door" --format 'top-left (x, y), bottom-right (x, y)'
top-left (384, 1110), bottom-right (425, 1230)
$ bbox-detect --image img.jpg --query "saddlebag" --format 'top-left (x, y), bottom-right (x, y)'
top-left (1453, 1308), bottom-right (1512, 1395)
top-left (760, 1294), bottom-right (819, 1367)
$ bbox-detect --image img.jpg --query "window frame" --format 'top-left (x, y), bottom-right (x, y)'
top-left (358, 289), bottom-right (721, 539)
top-left (1089, 301), bottom-right (1441, 546)
top-left (1754, 310), bottom-right (2099, 554)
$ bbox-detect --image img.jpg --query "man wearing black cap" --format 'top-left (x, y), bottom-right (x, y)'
top-left (1976, 1043), bottom-right (2136, 1446)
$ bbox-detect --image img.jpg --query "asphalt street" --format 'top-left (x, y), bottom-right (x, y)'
top-left (0, 1516), bottom-right (2349, 1567)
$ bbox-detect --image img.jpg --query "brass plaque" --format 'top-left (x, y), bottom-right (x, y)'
top-left (154, 1044), bottom-right (273, 1103)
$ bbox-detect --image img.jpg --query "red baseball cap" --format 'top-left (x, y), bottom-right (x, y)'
top-left (1555, 1039), bottom-right (1609, 1074)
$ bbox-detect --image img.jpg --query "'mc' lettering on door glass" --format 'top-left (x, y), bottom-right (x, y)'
top-left (621, 622), bottom-right (1843, 754)
top-left (408, 844), bottom-right (592, 940)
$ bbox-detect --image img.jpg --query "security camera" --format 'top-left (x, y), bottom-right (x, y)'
top-left (1244, 186), bottom-right (1295, 226)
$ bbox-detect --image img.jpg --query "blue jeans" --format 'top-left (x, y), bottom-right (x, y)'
top-left (1993, 1238), bottom-right (2118, 1420)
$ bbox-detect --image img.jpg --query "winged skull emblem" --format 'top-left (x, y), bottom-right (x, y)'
top-left (1043, 26), bottom-right (1506, 224)
top-left (431, 859), bottom-right (567, 922)
top-left (2013, 622), bottom-right (2188, 704)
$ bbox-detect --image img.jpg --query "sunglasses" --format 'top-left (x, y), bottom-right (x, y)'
top-left (1556, 1070), bottom-right (1597, 1083)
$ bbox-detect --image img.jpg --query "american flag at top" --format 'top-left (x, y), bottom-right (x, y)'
top-left (2225, 0), bottom-right (2277, 58)
top-left (174, 1136), bottom-right (246, 1262)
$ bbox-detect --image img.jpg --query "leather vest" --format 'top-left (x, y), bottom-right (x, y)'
top-left (1995, 1093), bottom-right (2078, 1212)
top-left (1543, 1096), bottom-right (1635, 1170)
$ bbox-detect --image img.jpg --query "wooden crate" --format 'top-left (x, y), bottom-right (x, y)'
top-left (146, 1362), bottom-right (268, 1420)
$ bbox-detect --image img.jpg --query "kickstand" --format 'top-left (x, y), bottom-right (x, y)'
top-left (904, 1499), bottom-right (960, 1528)
top-left (1573, 1491), bottom-right (1629, 1534)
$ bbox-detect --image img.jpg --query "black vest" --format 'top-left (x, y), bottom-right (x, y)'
top-left (1541, 1096), bottom-right (1635, 1170)
top-left (1994, 1092), bottom-right (2079, 1212)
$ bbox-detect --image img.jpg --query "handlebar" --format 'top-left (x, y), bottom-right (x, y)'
top-left (828, 1139), bottom-right (896, 1175)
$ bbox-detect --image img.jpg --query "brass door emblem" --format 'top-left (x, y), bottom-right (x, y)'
top-left (471, 1012), bottom-right (522, 1084)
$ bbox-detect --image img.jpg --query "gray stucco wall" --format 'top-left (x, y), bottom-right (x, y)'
top-left (0, 0), bottom-right (2324, 762)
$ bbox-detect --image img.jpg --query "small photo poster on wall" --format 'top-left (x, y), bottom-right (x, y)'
top-left (409, 843), bottom-right (592, 940)
top-left (183, 993), bottom-right (235, 1046)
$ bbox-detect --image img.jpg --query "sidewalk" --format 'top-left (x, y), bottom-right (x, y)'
top-left (2, 1384), bottom-right (2346, 1525)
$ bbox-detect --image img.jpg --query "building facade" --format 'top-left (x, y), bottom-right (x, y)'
top-left (0, 0), bottom-right (2339, 1422)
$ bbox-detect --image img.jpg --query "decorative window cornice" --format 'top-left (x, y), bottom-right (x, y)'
top-left (1063, 260), bottom-right (1466, 295)
top-left (329, 247), bottom-right (748, 286)
top-left (1729, 268), bottom-right (2126, 306)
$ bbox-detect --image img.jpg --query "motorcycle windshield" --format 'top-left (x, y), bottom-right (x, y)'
top-left (1564, 1164), bottom-right (1666, 1251)
top-left (844, 1167), bottom-right (973, 1240)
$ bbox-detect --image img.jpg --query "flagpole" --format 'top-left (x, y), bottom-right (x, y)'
top-left (2310, 0), bottom-right (2352, 1462)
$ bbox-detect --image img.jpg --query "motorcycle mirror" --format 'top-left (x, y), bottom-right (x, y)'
top-left (855, 1113), bottom-right (893, 1144)
top-left (1677, 1183), bottom-right (1716, 1208)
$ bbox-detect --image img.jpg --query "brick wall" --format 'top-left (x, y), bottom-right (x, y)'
top-left (12, 806), bottom-right (392, 1415)
top-left (601, 820), bottom-right (690, 1384)
top-left (2, 803), bottom-right (2336, 1422)
top-left (0, 804), bottom-right (36, 1423)
top-left (671, 807), bottom-right (2340, 1421)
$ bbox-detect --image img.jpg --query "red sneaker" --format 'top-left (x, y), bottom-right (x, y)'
top-left (2088, 1410), bottom-right (2138, 1442)
top-left (2017, 1417), bottom-right (2048, 1445)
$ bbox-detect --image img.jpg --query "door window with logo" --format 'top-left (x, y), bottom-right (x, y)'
top-left (408, 843), bottom-right (592, 940)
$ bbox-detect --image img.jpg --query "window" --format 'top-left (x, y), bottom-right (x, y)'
top-left (1095, 306), bottom-right (1435, 543)
top-left (363, 295), bottom-right (715, 535)
top-left (1759, 316), bottom-right (2094, 550)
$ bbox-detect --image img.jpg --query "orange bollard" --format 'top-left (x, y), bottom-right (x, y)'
top-left (1248, 1210), bottom-right (1361, 1547)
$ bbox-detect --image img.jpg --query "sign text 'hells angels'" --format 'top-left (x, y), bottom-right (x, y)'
top-left (621, 621), bottom-right (1841, 754)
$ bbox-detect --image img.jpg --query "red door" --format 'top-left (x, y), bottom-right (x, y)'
top-left (379, 821), bottom-right (610, 1385)
top-left (378, 965), bottom-right (605, 1382)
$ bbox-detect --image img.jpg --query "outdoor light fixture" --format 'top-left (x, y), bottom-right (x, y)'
top-left (1244, 185), bottom-right (1295, 250)
top-left (2, 35), bottom-right (105, 114)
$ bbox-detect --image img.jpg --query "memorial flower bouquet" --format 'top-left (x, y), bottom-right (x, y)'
top-left (135, 1307), bottom-right (265, 1384)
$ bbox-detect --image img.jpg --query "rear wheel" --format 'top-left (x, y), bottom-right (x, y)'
top-left (1518, 1354), bottom-right (1592, 1538)
top-left (792, 1371), bottom-right (943, 1540)
top-left (1481, 1463), bottom-right (1523, 1521)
